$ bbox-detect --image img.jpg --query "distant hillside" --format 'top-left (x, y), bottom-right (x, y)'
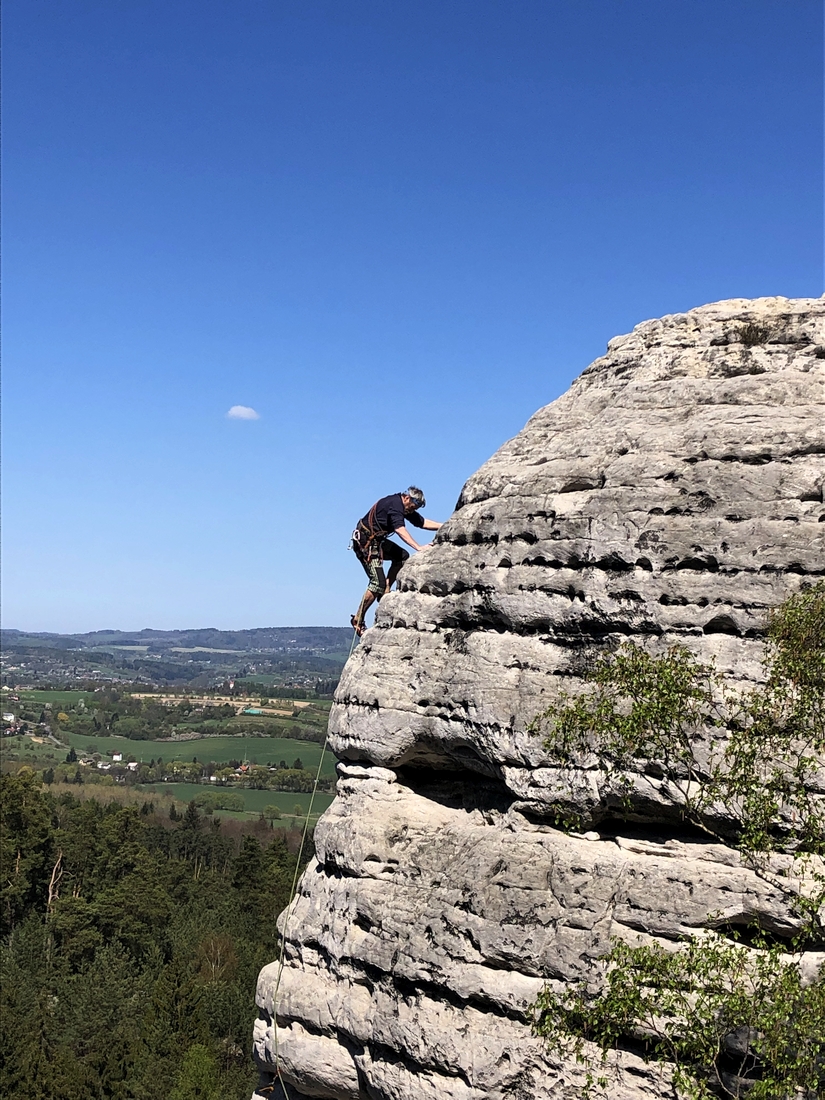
top-left (1, 626), bottom-right (352, 655)
top-left (1, 626), bottom-right (355, 689)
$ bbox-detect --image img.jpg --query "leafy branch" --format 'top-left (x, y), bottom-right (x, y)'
top-left (529, 583), bottom-right (825, 1097)
top-left (533, 936), bottom-right (825, 1099)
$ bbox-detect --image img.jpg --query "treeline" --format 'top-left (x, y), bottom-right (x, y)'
top-left (35, 756), bottom-right (333, 795)
top-left (31, 689), bottom-right (329, 743)
top-left (15, 693), bottom-right (224, 741)
top-left (0, 772), bottom-right (310, 1099)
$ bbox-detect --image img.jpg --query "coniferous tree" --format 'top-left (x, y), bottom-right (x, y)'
top-left (0, 772), bottom-right (300, 1099)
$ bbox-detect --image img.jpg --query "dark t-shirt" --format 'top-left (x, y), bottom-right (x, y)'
top-left (359, 493), bottom-right (425, 539)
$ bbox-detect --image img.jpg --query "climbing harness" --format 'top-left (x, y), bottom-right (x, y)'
top-left (351, 503), bottom-right (383, 564)
top-left (268, 624), bottom-right (360, 1099)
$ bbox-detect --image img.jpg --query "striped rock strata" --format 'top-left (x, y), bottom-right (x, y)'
top-left (254, 297), bottom-right (825, 1100)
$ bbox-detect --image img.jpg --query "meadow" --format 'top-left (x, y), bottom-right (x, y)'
top-left (0, 771), bottom-right (335, 827)
top-left (15, 688), bottom-right (95, 706)
top-left (1, 734), bottom-right (65, 764)
top-left (137, 780), bottom-right (335, 821)
top-left (60, 730), bottom-right (337, 776)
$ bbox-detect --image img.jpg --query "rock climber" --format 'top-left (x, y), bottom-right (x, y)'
top-left (350, 487), bottom-right (442, 636)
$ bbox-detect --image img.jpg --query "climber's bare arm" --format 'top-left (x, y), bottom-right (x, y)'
top-left (395, 526), bottom-right (425, 552)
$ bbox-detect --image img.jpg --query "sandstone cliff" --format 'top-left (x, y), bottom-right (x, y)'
top-left (254, 297), bottom-right (825, 1100)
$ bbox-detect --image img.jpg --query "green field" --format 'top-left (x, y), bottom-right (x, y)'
top-left (16, 689), bottom-right (96, 706)
top-left (0, 735), bottom-right (65, 764)
top-left (137, 780), bottom-right (335, 821)
top-left (61, 730), bottom-right (337, 776)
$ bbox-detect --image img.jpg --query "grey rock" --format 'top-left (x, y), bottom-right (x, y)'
top-left (254, 297), bottom-right (825, 1099)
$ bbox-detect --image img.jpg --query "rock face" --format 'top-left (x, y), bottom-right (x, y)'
top-left (254, 297), bottom-right (825, 1100)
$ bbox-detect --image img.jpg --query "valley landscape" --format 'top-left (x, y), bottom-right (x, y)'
top-left (1, 626), bottom-right (350, 825)
top-left (0, 630), bottom-right (349, 1097)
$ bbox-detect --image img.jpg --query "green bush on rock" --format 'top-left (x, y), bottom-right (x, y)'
top-left (529, 583), bottom-right (825, 1099)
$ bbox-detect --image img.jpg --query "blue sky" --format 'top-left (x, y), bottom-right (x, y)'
top-left (3, 0), bottom-right (822, 633)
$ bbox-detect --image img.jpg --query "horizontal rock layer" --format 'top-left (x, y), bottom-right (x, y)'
top-left (255, 297), bottom-right (825, 1099)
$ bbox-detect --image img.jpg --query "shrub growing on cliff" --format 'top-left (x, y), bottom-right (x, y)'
top-left (530, 582), bottom-right (825, 868)
top-left (530, 582), bottom-right (825, 1099)
top-left (533, 935), bottom-right (825, 1100)
top-left (738, 322), bottom-right (772, 346)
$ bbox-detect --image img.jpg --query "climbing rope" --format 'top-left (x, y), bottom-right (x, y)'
top-left (267, 624), bottom-right (361, 1099)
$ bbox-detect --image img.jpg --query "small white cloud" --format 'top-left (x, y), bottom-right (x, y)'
top-left (226, 405), bottom-right (260, 421)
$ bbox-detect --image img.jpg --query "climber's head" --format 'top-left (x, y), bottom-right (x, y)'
top-left (402, 486), bottom-right (426, 511)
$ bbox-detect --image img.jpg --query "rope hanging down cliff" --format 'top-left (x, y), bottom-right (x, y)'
top-left (263, 623), bottom-right (360, 1099)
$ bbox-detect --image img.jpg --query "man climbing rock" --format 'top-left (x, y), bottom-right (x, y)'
top-left (350, 486), bottom-right (442, 635)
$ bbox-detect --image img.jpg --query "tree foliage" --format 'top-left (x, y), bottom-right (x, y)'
top-left (533, 935), bottom-right (825, 1100)
top-left (0, 777), bottom-right (310, 1099)
top-left (530, 582), bottom-right (825, 1098)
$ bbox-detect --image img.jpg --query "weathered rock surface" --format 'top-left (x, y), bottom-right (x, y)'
top-left (254, 297), bottom-right (825, 1099)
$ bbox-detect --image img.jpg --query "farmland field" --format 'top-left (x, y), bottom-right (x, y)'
top-left (137, 780), bottom-right (335, 821)
top-left (17, 689), bottom-right (96, 706)
top-left (0, 735), bottom-right (65, 764)
top-left (61, 730), bottom-right (337, 776)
